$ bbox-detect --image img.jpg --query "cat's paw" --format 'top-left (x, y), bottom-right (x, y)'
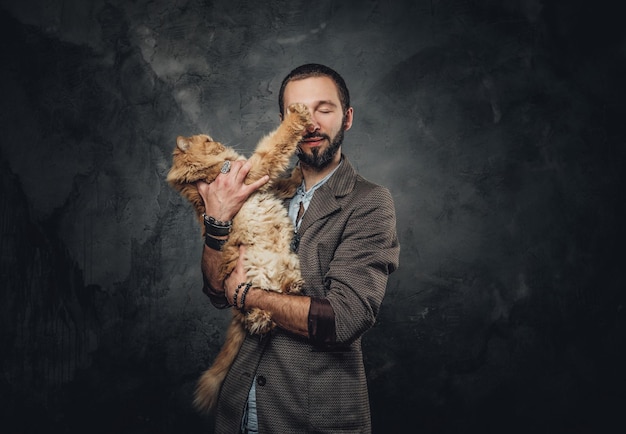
top-left (245, 308), bottom-right (276, 335)
top-left (286, 103), bottom-right (313, 132)
top-left (282, 277), bottom-right (304, 294)
top-left (289, 278), bottom-right (304, 294)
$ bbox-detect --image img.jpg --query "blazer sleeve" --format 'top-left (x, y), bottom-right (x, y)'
top-left (324, 185), bottom-right (400, 346)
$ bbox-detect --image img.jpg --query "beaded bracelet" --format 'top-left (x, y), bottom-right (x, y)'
top-left (233, 282), bottom-right (246, 308)
top-left (239, 282), bottom-right (253, 312)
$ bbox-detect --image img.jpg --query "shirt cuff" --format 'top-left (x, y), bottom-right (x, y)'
top-left (308, 297), bottom-right (336, 345)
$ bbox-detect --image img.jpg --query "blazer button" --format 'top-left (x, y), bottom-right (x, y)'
top-left (257, 375), bottom-right (266, 386)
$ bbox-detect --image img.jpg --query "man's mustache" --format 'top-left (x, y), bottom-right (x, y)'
top-left (301, 132), bottom-right (330, 141)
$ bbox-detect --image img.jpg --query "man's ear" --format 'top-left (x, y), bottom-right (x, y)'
top-left (343, 107), bottom-right (354, 131)
top-left (279, 113), bottom-right (284, 122)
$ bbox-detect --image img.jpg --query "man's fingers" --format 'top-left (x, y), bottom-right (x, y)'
top-left (235, 160), bottom-right (252, 182)
top-left (232, 161), bottom-right (268, 193)
top-left (247, 175), bottom-right (270, 193)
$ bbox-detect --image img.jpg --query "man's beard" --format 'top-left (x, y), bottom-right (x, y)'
top-left (296, 128), bottom-right (344, 171)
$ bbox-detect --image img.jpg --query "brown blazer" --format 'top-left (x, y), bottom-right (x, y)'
top-left (214, 156), bottom-right (400, 433)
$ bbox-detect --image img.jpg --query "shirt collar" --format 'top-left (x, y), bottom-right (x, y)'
top-left (289, 160), bottom-right (343, 227)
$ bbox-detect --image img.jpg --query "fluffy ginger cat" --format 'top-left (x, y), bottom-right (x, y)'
top-left (166, 103), bottom-right (312, 412)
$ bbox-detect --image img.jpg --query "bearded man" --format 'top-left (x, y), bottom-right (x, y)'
top-left (197, 63), bottom-right (400, 433)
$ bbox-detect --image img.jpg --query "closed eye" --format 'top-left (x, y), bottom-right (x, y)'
top-left (316, 108), bottom-right (335, 115)
top-left (315, 101), bottom-right (337, 114)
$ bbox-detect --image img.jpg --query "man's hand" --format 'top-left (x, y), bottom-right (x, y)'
top-left (197, 160), bottom-right (269, 222)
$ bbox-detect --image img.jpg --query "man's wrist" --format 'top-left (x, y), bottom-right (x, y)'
top-left (203, 213), bottom-right (232, 237)
top-left (205, 233), bottom-right (228, 251)
top-left (202, 213), bottom-right (232, 251)
top-left (237, 282), bottom-right (253, 311)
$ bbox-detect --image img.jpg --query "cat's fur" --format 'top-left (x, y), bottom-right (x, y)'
top-left (166, 103), bottom-right (311, 412)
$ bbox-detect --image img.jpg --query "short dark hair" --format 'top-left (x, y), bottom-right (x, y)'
top-left (278, 63), bottom-right (351, 116)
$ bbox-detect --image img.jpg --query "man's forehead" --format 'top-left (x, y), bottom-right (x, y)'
top-left (283, 76), bottom-right (340, 104)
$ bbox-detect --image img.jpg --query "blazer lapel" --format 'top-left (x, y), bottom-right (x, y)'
top-left (298, 155), bottom-right (357, 234)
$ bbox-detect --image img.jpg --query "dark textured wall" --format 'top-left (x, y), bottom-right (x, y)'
top-left (1, 1), bottom-right (624, 433)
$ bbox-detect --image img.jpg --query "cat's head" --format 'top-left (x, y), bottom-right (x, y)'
top-left (167, 134), bottom-right (240, 186)
top-left (174, 134), bottom-right (228, 157)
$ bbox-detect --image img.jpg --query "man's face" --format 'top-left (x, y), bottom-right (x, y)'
top-left (282, 76), bottom-right (353, 170)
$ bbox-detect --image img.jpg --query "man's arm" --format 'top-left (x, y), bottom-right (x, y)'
top-left (197, 160), bottom-right (268, 304)
top-left (200, 243), bottom-right (230, 307)
top-left (222, 246), bottom-right (312, 337)
top-left (240, 289), bottom-right (312, 337)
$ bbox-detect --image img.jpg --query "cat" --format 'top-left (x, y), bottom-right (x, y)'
top-left (166, 102), bottom-right (312, 412)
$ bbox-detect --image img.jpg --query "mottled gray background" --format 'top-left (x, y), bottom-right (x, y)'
top-left (1, 0), bottom-right (625, 433)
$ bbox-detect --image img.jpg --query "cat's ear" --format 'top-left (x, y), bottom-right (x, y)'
top-left (176, 136), bottom-right (190, 151)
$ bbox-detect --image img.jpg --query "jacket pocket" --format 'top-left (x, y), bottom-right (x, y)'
top-left (308, 349), bottom-right (369, 432)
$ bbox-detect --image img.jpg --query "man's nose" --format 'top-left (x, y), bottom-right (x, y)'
top-left (307, 115), bottom-right (320, 133)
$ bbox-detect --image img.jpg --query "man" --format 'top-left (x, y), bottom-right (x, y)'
top-left (197, 64), bottom-right (400, 433)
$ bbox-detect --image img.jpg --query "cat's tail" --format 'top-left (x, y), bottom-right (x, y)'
top-left (193, 312), bottom-right (246, 413)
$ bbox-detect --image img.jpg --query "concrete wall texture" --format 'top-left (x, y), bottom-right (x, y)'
top-left (1, 0), bottom-right (624, 432)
